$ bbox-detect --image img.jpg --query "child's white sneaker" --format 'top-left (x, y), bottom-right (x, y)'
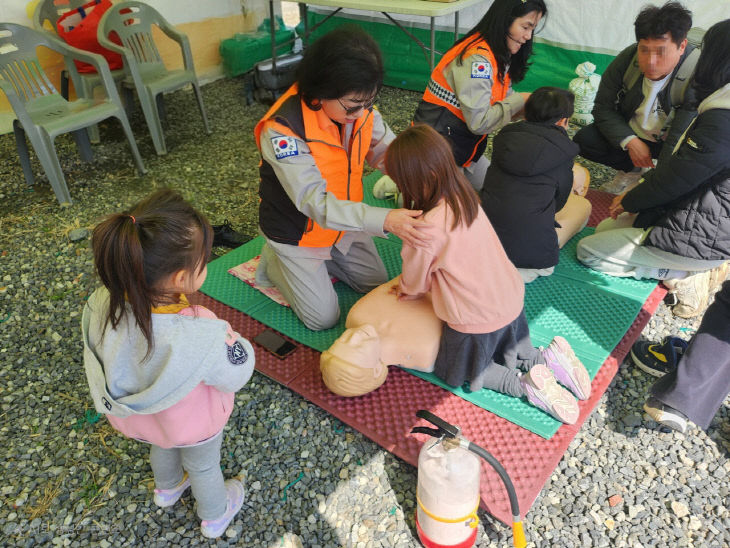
top-left (153, 472), bottom-right (190, 508)
top-left (200, 478), bottom-right (245, 539)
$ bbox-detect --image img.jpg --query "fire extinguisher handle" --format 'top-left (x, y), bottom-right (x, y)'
top-left (414, 409), bottom-right (460, 438)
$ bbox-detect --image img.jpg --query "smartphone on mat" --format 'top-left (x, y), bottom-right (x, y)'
top-left (253, 329), bottom-right (297, 359)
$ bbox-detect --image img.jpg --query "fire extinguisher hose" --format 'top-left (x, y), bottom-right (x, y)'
top-left (465, 440), bottom-right (526, 548)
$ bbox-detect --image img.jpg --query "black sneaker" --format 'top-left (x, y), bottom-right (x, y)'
top-left (630, 336), bottom-right (688, 377)
top-left (212, 220), bottom-right (250, 248)
top-left (643, 396), bottom-right (688, 433)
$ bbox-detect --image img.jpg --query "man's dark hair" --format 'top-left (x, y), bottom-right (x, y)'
top-left (692, 19), bottom-right (730, 104)
top-left (634, 2), bottom-right (692, 45)
top-left (296, 26), bottom-right (384, 110)
top-left (525, 87), bottom-right (574, 123)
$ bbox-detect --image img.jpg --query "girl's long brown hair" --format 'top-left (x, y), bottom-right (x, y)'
top-left (91, 189), bottom-right (213, 355)
top-left (385, 124), bottom-right (480, 230)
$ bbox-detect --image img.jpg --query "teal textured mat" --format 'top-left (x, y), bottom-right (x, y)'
top-left (200, 235), bottom-right (403, 352)
top-left (407, 229), bottom-right (657, 437)
top-left (201, 181), bottom-right (657, 438)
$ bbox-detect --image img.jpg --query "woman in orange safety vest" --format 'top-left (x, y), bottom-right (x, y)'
top-left (255, 27), bottom-right (429, 331)
top-left (413, 0), bottom-right (547, 190)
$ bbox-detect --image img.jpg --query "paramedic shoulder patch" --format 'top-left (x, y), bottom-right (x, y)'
top-left (271, 136), bottom-right (299, 159)
top-left (227, 341), bottom-right (248, 365)
top-left (471, 61), bottom-right (492, 79)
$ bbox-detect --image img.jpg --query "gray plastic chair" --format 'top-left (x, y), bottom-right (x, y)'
top-left (98, 1), bottom-right (211, 155)
top-left (0, 23), bottom-right (146, 205)
top-left (32, 0), bottom-right (126, 142)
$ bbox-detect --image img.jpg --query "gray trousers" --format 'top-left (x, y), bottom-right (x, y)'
top-left (257, 232), bottom-right (388, 331)
top-left (463, 154), bottom-right (490, 192)
top-left (576, 215), bottom-right (725, 279)
top-left (651, 280), bottom-right (730, 430)
top-left (149, 431), bottom-right (226, 520)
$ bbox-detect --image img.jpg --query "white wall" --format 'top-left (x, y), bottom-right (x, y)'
top-left (310, 0), bottom-right (730, 56)
top-left (0, 0), bottom-right (243, 26)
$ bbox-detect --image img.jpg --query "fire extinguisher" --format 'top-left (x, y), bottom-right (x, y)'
top-left (411, 410), bottom-right (526, 548)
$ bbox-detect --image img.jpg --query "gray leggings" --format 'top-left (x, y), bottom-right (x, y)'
top-left (149, 431), bottom-right (226, 520)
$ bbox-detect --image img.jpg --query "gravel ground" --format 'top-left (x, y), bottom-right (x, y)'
top-left (0, 78), bottom-right (728, 547)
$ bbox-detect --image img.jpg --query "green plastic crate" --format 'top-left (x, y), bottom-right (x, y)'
top-left (220, 18), bottom-right (295, 77)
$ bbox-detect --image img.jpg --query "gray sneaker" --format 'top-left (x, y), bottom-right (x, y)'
top-left (664, 270), bottom-right (713, 318)
top-left (643, 396), bottom-right (687, 433)
top-left (599, 169), bottom-right (643, 194)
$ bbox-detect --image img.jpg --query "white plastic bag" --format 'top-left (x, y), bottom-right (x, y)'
top-left (569, 62), bottom-right (601, 126)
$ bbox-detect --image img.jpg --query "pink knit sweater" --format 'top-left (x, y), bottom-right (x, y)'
top-left (400, 199), bottom-right (524, 334)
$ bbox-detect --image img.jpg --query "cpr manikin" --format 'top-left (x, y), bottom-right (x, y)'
top-left (320, 277), bottom-right (442, 397)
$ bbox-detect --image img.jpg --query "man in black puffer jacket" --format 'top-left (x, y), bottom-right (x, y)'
top-left (481, 87), bottom-right (591, 283)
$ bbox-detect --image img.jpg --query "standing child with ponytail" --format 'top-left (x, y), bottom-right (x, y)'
top-left (386, 125), bottom-right (591, 424)
top-left (82, 189), bottom-right (255, 538)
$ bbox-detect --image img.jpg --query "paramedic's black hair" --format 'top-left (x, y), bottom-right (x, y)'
top-left (525, 87), bottom-right (574, 124)
top-left (456, 0), bottom-right (547, 84)
top-left (297, 26), bottom-right (384, 110)
top-left (691, 19), bottom-right (730, 104)
top-left (634, 2), bottom-right (692, 46)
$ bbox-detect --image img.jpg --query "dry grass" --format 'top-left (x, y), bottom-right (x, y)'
top-left (25, 474), bottom-right (66, 521)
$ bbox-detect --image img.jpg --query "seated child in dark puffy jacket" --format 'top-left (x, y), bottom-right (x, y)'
top-left (481, 87), bottom-right (592, 283)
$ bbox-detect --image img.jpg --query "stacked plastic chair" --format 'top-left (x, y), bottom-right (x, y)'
top-left (32, 0), bottom-right (126, 143)
top-left (0, 23), bottom-right (146, 204)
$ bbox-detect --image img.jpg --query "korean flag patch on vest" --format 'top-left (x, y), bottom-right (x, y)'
top-left (271, 136), bottom-right (299, 159)
top-left (471, 61), bottom-right (492, 79)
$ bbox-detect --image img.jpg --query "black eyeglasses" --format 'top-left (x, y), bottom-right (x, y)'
top-left (337, 96), bottom-right (376, 116)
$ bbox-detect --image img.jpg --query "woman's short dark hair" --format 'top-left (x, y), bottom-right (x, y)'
top-left (634, 2), bottom-right (692, 45)
top-left (525, 87), bottom-right (574, 123)
top-left (296, 26), bottom-right (384, 110)
top-left (692, 19), bottom-right (730, 104)
top-left (456, 0), bottom-right (547, 84)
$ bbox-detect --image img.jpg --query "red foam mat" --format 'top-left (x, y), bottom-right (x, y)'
top-left (586, 189), bottom-right (614, 227)
top-left (191, 285), bottom-right (665, 524)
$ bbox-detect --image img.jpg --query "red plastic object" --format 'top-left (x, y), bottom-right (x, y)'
top-left (416, 513), bottom-right (478, 548)
top-left (191, 283), bottom-right (664, 524)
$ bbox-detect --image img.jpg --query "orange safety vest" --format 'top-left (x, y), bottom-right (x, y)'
top-left (254, 85), bottom-right (373, 248)
top-left (417, 37), bottom-right (510, 166)
top-left (422, 36), bottom-right (510, 118)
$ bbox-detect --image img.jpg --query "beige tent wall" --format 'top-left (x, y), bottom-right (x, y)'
top-left (0, 0), bottom-right (271, 132)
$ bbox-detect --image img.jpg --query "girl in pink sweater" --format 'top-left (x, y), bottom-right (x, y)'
top-left (385, 125), bottom-right (591, 423)
top-left (82, 189), bottom-right (254, 538)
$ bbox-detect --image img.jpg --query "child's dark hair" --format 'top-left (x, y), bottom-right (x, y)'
top-left (385, 124), bottom-right (480, 230)
top-left (525, 87), bottom-right (574, 124)
top-left (634, 1), bottom-right (692, 45)
top-left (91, 189), bottom-right (212, 354)
top-left (296, 26), bottom-right (384, 110)
top-left (691, 19), bottom-right (730, 104)
top-left (456, 0), bottom-right (547, 84)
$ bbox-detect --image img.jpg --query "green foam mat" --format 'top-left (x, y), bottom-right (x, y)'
top-left (201, 188), bottom-right (657, 438)
top-left (200, 235), bottom-right (402, 352)
top-left (406, 227), bottom-right (656, 437)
